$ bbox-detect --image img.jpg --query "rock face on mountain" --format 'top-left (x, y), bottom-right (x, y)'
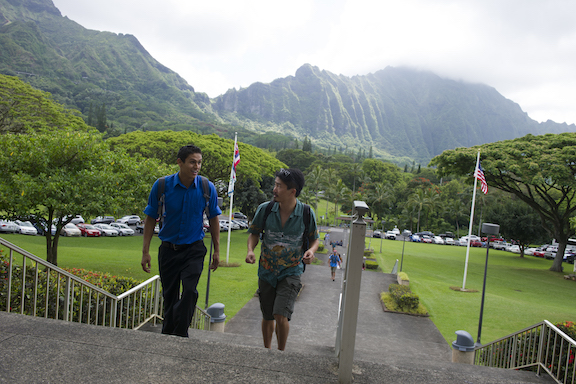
top-left (213, 64), bottom-right (574, 162)
top-left (2, 0), bottom-right (574, 163)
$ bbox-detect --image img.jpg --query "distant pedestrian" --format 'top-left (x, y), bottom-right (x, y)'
top-left (329, 247), bottom-right (342, 281)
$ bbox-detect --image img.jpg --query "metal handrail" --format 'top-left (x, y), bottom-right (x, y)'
top-left (475, 320), bottom-right (576, 384)
top-left (0, 237), bottom-right (210, 331)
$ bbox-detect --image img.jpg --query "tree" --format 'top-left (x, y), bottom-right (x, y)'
top-left (430, 133), bottom-right (576, 272)
top-left (332, 179), bottom-right (350, 226)
top-left (484, 195), bottom-right (547, 257)
top-left (0, 75), bottom-right (167, 265)
top-left (407, 189), bottom-right (428, 233)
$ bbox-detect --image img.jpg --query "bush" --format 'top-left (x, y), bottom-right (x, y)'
top-left (365, 260), bottom-right (379, 270)
top-left (317, 243), bottom-right (325, 253)
top-left (397, 272), bottom-right (409, 281)
top-left (389, 283), bottom-right (420, 311)
top-left (364, 249), bottom-right (374, 257)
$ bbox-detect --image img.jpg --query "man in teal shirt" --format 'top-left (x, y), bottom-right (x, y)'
top-left (246, 168), bottom-right (319, 351)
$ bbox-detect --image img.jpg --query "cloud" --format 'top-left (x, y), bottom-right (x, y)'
top-left (53, 0), bottom-right (576, 124)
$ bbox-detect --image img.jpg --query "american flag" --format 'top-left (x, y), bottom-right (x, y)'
top-left (475, 161), bottom-right (488, 194)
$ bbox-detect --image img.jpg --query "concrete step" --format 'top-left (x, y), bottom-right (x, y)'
top-left (0, 312), bottom-right (553, 383)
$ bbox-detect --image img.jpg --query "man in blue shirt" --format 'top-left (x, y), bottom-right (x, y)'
top-left (141, 145), bottom-right (221, 337)
top-left (246, 168), bottom-right (319, 350)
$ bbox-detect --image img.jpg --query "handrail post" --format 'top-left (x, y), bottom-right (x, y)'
top-left (64, 276), bottom-right (71, 321)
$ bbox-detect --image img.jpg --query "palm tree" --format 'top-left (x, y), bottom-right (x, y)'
top-left (306, 165), bottom-right (324, 213)
top-left (407, 189), bottom-right (427, 233)
top-left (299, 187), bottom-right (316, 207)
top-left (369, 182), bottom-right (395, 223)
top-left (332, 179), bottom-right (350, 226)
top-left (322, 168), bottom-right (338, 222)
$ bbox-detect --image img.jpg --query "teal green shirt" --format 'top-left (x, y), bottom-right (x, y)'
top-left (248, 200), bottom-right (319, 287)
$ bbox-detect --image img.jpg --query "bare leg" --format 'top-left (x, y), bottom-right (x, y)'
top-left (262, 319), bottom-right (275, 348)
top-left (274, 314), bottom-right (289, 351)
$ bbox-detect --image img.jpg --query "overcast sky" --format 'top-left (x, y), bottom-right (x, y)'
top-left (52, 0), bottom-right (576, 125)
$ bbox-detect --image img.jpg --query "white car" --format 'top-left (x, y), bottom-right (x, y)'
top-left (93, 224), bottom-right (119, 236)
top-left (15, 220), bottom-right (38, 236)
top-left (117, 215), bottom-right (142, 225)
top-left (219, 219), bottom-right (239, 230)
top-left (432, 236), bottom-right (445, 245)
top-left (0, 220), bottom-right (19, 233)
top-left (61, 223), bottom-right (81, 237)
top-left (508, 245), bottom-right (521, 253)
top-left (457, 235), bottom-right (481, 246)
top-left (385, 231), bottom-right (397, 240)
top-left (110, 222), bottom-right (135, 236)
top-left (444, 237), bottom-right (455, 245)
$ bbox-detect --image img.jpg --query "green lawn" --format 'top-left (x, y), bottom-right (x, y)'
top-left (1, 232), bottom-right (258, 322)
top-left (371, 237), bottom-right (576, 343)
top-left (3, 232), bottom-right (576, 345)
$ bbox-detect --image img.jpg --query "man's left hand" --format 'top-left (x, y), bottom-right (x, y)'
top-left (210, 251), bottom-right (220, 271)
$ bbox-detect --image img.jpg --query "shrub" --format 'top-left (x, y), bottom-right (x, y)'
top-left (389, 283), bottom-right (420, 311)
top-left (317, 243), bottom-right (325, 253)
top-left (397, 272), bottom-right (409, 281)
top-left (363, 249), bottom-right (374, 257)
top-left (555, 321), bottom-right (576, 341)
top-left (365, 260), bottom-right (379, 270)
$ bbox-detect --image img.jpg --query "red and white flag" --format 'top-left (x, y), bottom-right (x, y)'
top-left (475, 161), bottom-right (488, 194)
top-left (228, 136), bottom-right (240, 195)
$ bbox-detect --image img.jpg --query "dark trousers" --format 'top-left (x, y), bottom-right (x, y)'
top-left (158, 240), bottom-right (206, 337)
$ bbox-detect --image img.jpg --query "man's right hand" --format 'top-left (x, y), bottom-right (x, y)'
top-left (141, 252), bottom-right (152, 273)
top-left (245, 250), bottom-right (256, 264)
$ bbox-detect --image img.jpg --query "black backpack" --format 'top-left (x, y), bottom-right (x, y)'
top-left (260, 200), bottom-right (312, 253)
top-left (156, 176), bottom-right (211, 229)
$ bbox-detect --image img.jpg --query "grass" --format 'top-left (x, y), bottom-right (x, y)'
top-left (1, 232), bottom-right (258, 322)
top-left (4, 232), bottom-right (576, 346)
top-left (371, 237), bottom-right (576, 344)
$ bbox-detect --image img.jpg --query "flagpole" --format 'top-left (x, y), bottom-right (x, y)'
top-left (462, 151), bottom-right (480, 290)
top-left (226, 132), bottom-right (238, 264)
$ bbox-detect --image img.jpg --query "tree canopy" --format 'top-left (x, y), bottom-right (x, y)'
top-left (107, 130), bottom-right (286, 186)
top-left (0, 74), bottom-right (168, 265)
top-left (430, 133), bottom-right (576, 272)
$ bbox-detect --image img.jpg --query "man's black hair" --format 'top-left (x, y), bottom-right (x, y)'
top-left (177, 145), bottom-right (202, 162)
top-left (276, 168), bottom-right (305, 197)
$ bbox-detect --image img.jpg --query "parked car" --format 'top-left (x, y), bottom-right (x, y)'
top-left (508, 245), bottom-right (521, 254)
top-left (110, 222), bottom-right (135, 236)
top-left (61, 223), bottom-right (81, 237)
top-left (372, 230), bottom-right (382, 238)
top-left (410, 234), bottom-right (421, 242)
top-left (232, 219), bottom-right (249, 229)
top-left (93, 224), bottom-right (119, 237)
top-left (421, 235), bottom-right (433, 243)
top-left (444, 237), bottom-right (455, 245)
top-left (491, 240), bottom-right (508, 250)
top-left (15, 220), bottom-right (38, 236)
top-left (219, 222), bottom-right (229, 232)
top-left (457, 235), bottom-right (482, 246)
top-left (0, 220), bottom-right (19, 233)
top-left (563, 252), bottom-right (575, 264)
top-left (232, 212), bottom-right (247, 220)
top-left (385, 231), bottom-right (396, 240)
top-left (76, 223), bottom-right (102, 237)
top-left (219, 219), bottom-right (239, 230)
top-left (135, 222), bottom-right (160, 234)
top-left (91, 216), bottom-right (115, 224)
top-left (117, 215), bottom-right (142, 225)
top-left (432, 236), bottom-right (445, 245)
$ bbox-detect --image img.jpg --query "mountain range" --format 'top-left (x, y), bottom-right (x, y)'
top-left (1, 0), bottom-right (574, 164)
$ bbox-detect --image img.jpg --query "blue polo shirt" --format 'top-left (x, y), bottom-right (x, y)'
top-left (144, 173), bottom-right (221, 245)
top-left (248, 200), bottom-right (319, 287)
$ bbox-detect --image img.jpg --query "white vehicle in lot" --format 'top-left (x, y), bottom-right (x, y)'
top-left (93, 224), bottom-right (119, 236)
top-left (444, 237), bottom-right (455, 245)
top-left (117, 215), bottom-right (142, 225)
top-left (61, 223), bottom-right (81, 237)
top-left (110, 222), bottom-right (135, 236)
top-left (15, 220), bottom-right (38, 235)
top-left (508, 245), bottom-right (521, 253)
top-left (0, 220), bottom-right (19, 233)
top-left (432, 236), bottom-right (445, 244)
top-left (385, 231), bottom-right (397, 240)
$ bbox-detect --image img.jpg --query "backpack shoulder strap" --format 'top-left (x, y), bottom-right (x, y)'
top-left (302, 204), bottom-right (311, 252)
top-left (157, 176), bottom-right (166, 229)
top-left (259, 200), bottom-right (276, 240)
top-left (200, 176), bottom-right (211, 216)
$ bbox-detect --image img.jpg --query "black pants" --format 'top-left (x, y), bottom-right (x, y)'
top-left (158, 240), bottom-right (206, 337)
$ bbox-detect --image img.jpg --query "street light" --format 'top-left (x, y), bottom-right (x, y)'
top-left (476, 223), bottom-right (500, 347)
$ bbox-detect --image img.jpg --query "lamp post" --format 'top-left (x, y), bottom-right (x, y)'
top-left (476, 223), bottom-right (500, 347)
